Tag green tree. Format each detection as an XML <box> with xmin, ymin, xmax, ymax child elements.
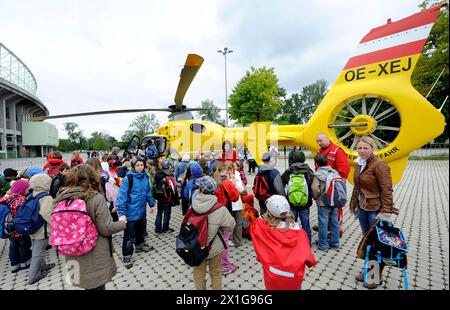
<box><xmin>93</xmin><ymin>137</ymin><xmax>109</xmax><ymax>150</ymax></box>
<box><xmin>275</xmin><ymin>79</ymin><xmax>328</xmax><ymax>125</ymax></box>
<box><xmin>63</xmin><ymin>122</ymin><xmax>85</xmax><ymax>151</ymax></box>
<box><xmin>57</xmin><ymin>139</ymin><xmax>70</xmax><ymax>152</ymax></box>
<box><xmin>228</xmin><ymin>67</ymin><xmax>285</xmax><ymax>126</ymax></box>
<box><xmin>412</xmin><ymin>1</ymin><xmax>448</xmax><ymax>141</ymax></box>
<box><xmin>196</xmin><ymin>99</ymin><xmax>225</xmax><ymax>125</ymax></box>
<box><xmin>121</xmin><ymin>113</ymin><xmax>160</xmax><ymax>142</ymax></box>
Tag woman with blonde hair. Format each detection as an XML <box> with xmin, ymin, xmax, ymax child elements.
<box><xmin>349</xmin><ymin>135</ymin><xmax>397</xmax><ymax>289</ymax></box>
<box><xmin>53</xmin><ymin>164</ymin><xmax>126</xmax><ymax>290</ymax></box>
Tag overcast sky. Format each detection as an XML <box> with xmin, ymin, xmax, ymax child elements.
<box><xmin>0</xmin><ymin>0</ymin><xmax>421</xmax><ymax>140</ymax></box>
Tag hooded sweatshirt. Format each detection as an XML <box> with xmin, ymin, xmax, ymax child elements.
<box><xmin>250</xmin><ymin>218</ymin><xmax>317</xmax><ymax>290</ymax></box>
<box><xmin>29</xmin><ymin>174</ymin><xmax>54</xmax><ymax>240</ymax></box>
<box><xmin>192</xmin><ymin>193</ymin><xmax>235</xmax><ymax>259</ymax></box>
<box><xmin>256</xmin><ymin>164</ymin><xmax>286</xmax><ymax>198</ymax></box>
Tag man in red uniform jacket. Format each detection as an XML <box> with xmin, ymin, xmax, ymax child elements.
<box><xmin>314</xmin><ymin>133</ymin><xmax>350</xmax><ymax>237</ymax></box>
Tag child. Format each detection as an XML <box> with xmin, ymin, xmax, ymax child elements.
<box><xmin>174</xmin><ymin>155</ymin><xmax>189</xmax><ymax>185</ymax></box>
<box><xmin>250</xmin><ymin>195</ymin><xmax>317</xmax><ymax>290</ymax></box>
<box><xmin>311</xmin><ymin>154</ymin><xmax>340</xmax><ymax>251</ymax></box>
<box><xmin>28</xmin><ymin>174</ymin><xmax>56</xmax><ymax>285</ymax></box>
<box><xmin>233</xmin><ymin>161</ymin><xmax>248</xmax><ymax>187</ymax></box>
<box><xmin>182</xmin><ymin>162</ymin><xmax>204</xmax><ymax>215</ymax></box>
<box><xmin>70</xmin><ymin>150</ymin><xmax>84</xmax><ymax>168</ymax></box>
<box><xmin>214</xmin><ymin>162</ymin><xmax>240</xmax><ymax>275</ymax></box>
<box><xmin>191</xmin><ymin>176</ymin><xmax>236</xmax><ymax>290</ymax></box>
<box><xmin>224</xmin><ymin>162</ymin><xmax>245</xmax><ymax>247</ymax></box>
<box><xmin>0</xmin><ymin>180</ymin><xmax>31</xmax><ymax>273</ymax></box>
<box><xmin>281</xmin><ymin>151</ymin><xmax>314</xmax><ymax>244</ymax></box>
<box><xmin>49</xmin><ymin>164</ymin><xmax>70</xmax><ymax>198</ymax></box>
<box><xmin>154</xmin><ymin>160</ymin><xmax>179</xmax><ymax>234</ymax></box>
<box><xmin>45</xmin><ymin>151</ymin><xmax>68</xmax><ymax>177</ymax></box>
<box><xmin>0</xmin><ymin>168</ymin><xmax>18</xmax><ymax>197</ymax></box>
<box><xmin>241</xmin><ymin>194</ymin><xmax>259</xmax><ymax>240</ymax></box>
<box><xmin>117</xmin><ymin>157</ymin><xmax>156</xmax><ymax>269</ymax></box>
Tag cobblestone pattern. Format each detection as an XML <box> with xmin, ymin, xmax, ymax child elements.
<box><xmin>0</xmin><ymin>160</ymin><xmax>448</xmax><ymax>290</ymax></box>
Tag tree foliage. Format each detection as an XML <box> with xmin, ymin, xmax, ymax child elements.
<box><xmin>412</xmin><ymin>1</ymin><xmax>448</xmax><ymax>141</ymax></box>
<box><xmin>228</xmin><ymin>67</ymin><xmax>285</xmax><ymax>126</ymax></box>
<box><xmin>121</xmin><ymin>113</ymin><xmax>160</xmax><ymax>142</ymax></box>
<box><xmin>275</xmin><ymin>80</ymin><xmax>328</xmax><ymax>125</ymax></box>
<box><xmin>196</xmin><ymin>99</ymin><xmax>225</xmax><ymax>125</ymax></box>
<box><xmin>63</xmin><ymin>122</ymin><xmax>86</xmax><ymax>151</ymax></box>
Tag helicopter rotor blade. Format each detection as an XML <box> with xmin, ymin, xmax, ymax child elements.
<box><xmin>174</xmin><ymin>54</ymin><xmax>204</xmax><ymax>111</ymax></box>
<box><xmin>30</xmin><ymin>108</ymin><xmax>172</xmax><ymax>121</ymax></box>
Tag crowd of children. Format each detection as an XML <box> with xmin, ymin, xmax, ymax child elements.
<box><xmin>0</xmin><ymin>133</ymin><xmax>397</xmax><ymax>290</ymax></box>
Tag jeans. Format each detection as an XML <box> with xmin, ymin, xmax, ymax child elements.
<box><xmin>318</xmin><ymin>206</ymin><xmax>339</xmax><ymax>250</ymax></box>
<box><xmin>291</xmin><ymin>208</ymin><xmax>311</xmax><ymax>245</ymax></box>
<box><xmin>122</xmin><ymin>217</ymin><xmax>146</xmax><ymax>258</ymax></box>
<box><xmin>9</xmin><ymin>235</ymin><xmax>32</xmax><ymax>270</ymax></box>
<box><xmin>358</xmin><ymin>208</ymin><xmax>380</xmax><ymax>235</ymax></box>
<box><xmin>155</xmin><ymin>201</ymin><xmax>172</xmax><ymax>233</ymax></box>
<box><xmin>181</xmin><ymin>196</ymin><xmax>189</xmax><ymax>215</ymax></box>
<box><xmin>248</xmin><ymin>159</ymin><xmax>257</xmax><ymax>173</ymax></box>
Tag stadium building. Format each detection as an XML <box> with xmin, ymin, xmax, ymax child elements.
<box><xmin>0</xmin><ymin>42</ymin><xmax>58</xmax><ymax>158</ymax></box>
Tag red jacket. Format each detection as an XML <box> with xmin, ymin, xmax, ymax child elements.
<box><xmin>315</xmin><ymin>142</ymin><xmax>350</xmax><ymax>178</ymax></box>
<box><xmin>0</xmin><ymin>193</ymin><xmax>27</xmax><ymax>238</ymax></box>
<box><xmin>215</xmin><ymin>179</ymin><xmax>240</xmax><ymax>207</ymax></box>
<box><xmin>46</xmin><ymin>158</ymin><xmax>68</xmax><ymax>176</ymax></box>
<box><xmin>250</xmin><ymin>218</ymin><xmax>317</xmax><ymax>290</ymax></box>
<box><xmin>222</xmin><ymin>149</ymin><xmax>239</xmax><ymax>162</ymax></box>
<box><xmin>71</xmin><ymin>156</ymin><xmax>84</xmax><ymax>167</ymax></box>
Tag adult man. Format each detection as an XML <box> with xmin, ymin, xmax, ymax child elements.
<box><xmin>252</xmin><ymin>152</ymin><xmax>286</xmax><ymax>215</ymax></box>
<box><xmin>313</xmin><ymin>133</ymin><xmax>350</xmax><ymax>237</ymax></box>
<box><xmin>288</xmin><ymin>146</ymin><xmax>299</xmax><ymax>167</ymax></box>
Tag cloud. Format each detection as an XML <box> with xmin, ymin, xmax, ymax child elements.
<box><xmin>0</xmin><ymin>0</ymin><xmax>421</xmax><ymax>139</ymax></box>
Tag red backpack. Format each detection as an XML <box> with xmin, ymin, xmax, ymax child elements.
<box><xmin>253</xmin><ymin>173</ymin><xmax>273</xmax><ymax>203</ymax></box>
<box><xmin>175</xmin><ymin>203</ymin><xmax>226</xmax><ymax>266</ymax></box>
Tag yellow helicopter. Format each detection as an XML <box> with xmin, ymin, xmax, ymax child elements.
<box><xmin>33</xmin><ymin>3</ymin><xmax>447</xmax><ymax>185</ymax></box>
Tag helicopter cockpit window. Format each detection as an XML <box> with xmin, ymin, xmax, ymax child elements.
<box><xmin>190</xmin><ymin>123</ymin><xmax>206</xmax><ymax>134</ymax></box>
<box><xmin>155</xmin><ymin>139</ymin><xmax>166</xmax><ymax>154</ymax></box>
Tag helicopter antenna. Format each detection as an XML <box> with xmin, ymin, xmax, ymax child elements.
<box><xmin>438</xmin><ymin>95</ymin><xmax>448</xmax><ymax>112</ymax></box>
<box><xmin>426</xmin><ymin>68</ymin><xmax>446</xmax><ymax>99</ymax></box>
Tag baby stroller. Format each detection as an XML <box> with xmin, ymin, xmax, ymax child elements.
<box><xmin>358</xmin><ymin>219</ymin><xmax>409</xmax><ymax>290</ymax></box>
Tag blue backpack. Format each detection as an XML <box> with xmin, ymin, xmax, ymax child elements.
<box><xmin>10</xmin><ymin>192</ymin><xmax>50</xmax><ymax>236</ymax></box>
<box><xmin>0</xmin><ymin>197</ymin><xmax>18</xmax><ymax>239</ymax></box>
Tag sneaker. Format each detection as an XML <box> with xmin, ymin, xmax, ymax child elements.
<box><xmin>28</xmin><ymin>270</ymin><xmax>49</xmax><ymax>285</ymax></box>
<box><xmin>11</xmin><ymin>266</ymin><xmax>20</xmax><ymax>274</ymax></box>
<box><xmin>312</xmin><ymin>225</ymin><xmax>318</xmax><ymax>232</ymax></box>
<box><xmin>330</xmin><ymin>244</ymin><xmax>340</xmax><ymax>250</ymax></box>
<box><xmin>228</xmin><ymin>240</ymin><xmax>235</xmax><ymax>247</ymax></box>
<box><xmin>123</xmin><ymin>257</ymin><xmax>134</xmax><ymax>269</ymax></box>
<box><xmin>355</xmin><ymin>272</ymin><xmax>364</xmax><ymax>282</ymax></box>
<box><xmin>42</xmin><ymin>263</ymin><xmax>56</xmax><ymax>271</ymax></box>
<box><xmin>135</xmin><ymin>244</ymin><xmax>154</xmax><ymax>253</ymax></box>
<box><xmin>20</xmin><ymin>264</ymin><xmax>30</xmax><ymax>271</ymax></box>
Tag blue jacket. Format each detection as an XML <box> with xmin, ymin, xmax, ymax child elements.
<box><xmin>117</xmin><ymin>170</ymin><xmax>155</xmax><ymax>221</ymax></box>
<box><xmin>146</xmin><ymin>144</ymin><xmax>158</xmax><ymax>159</ymax></box>
<box><xmin>174</xmin><ymin>161</ymin><xmax>188</xmax><ymax>180</ymax></box>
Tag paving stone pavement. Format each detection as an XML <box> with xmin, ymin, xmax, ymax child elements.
<box><xmin>0</xmin><ymin>159</ymin><xmax>448</xmax><ymax>290</ymax></box>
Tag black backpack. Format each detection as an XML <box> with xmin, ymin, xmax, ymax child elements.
<box><xmin>176</xmin><ymin>202</ymin><xmax>226</xmax><ymax>267</ymax></box>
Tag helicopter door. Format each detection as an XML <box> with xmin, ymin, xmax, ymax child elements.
<box><xmin>139</xmin><ymin>136</ymin><xmax>167</xmax><ymax>157</ymax></box>
<box><xmin>126</xmin><ymin>135</ymin><xmax>141</xmax><ymax>155</ymax></box>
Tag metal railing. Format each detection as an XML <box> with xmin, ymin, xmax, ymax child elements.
<box><xmin>0</xmin><ymin>42</ymin><xmax>37</xmax><ymax>96</ymax></box>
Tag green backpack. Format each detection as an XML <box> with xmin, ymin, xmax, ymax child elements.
<box><xmin>288</xmin><ymin>173</ymin><xmax>309</xmax><ymax>208</ymax></box>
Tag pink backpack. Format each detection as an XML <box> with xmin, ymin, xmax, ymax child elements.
<box><xmin>50</xmin><ymin>198</ymin><xmax>98</xmax><ymax>256</ymax></box>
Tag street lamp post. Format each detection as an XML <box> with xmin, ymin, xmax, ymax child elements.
<box><xmin>217</xmin><ymin>47</ymin><xmax>233</xmax><ymax>127</ymax></box>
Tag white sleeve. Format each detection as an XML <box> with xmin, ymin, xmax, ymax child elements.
<box><xmin>234</xmin><ymin>171</ymin><xmax>245</xmax><ymax>193</ymax></box>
